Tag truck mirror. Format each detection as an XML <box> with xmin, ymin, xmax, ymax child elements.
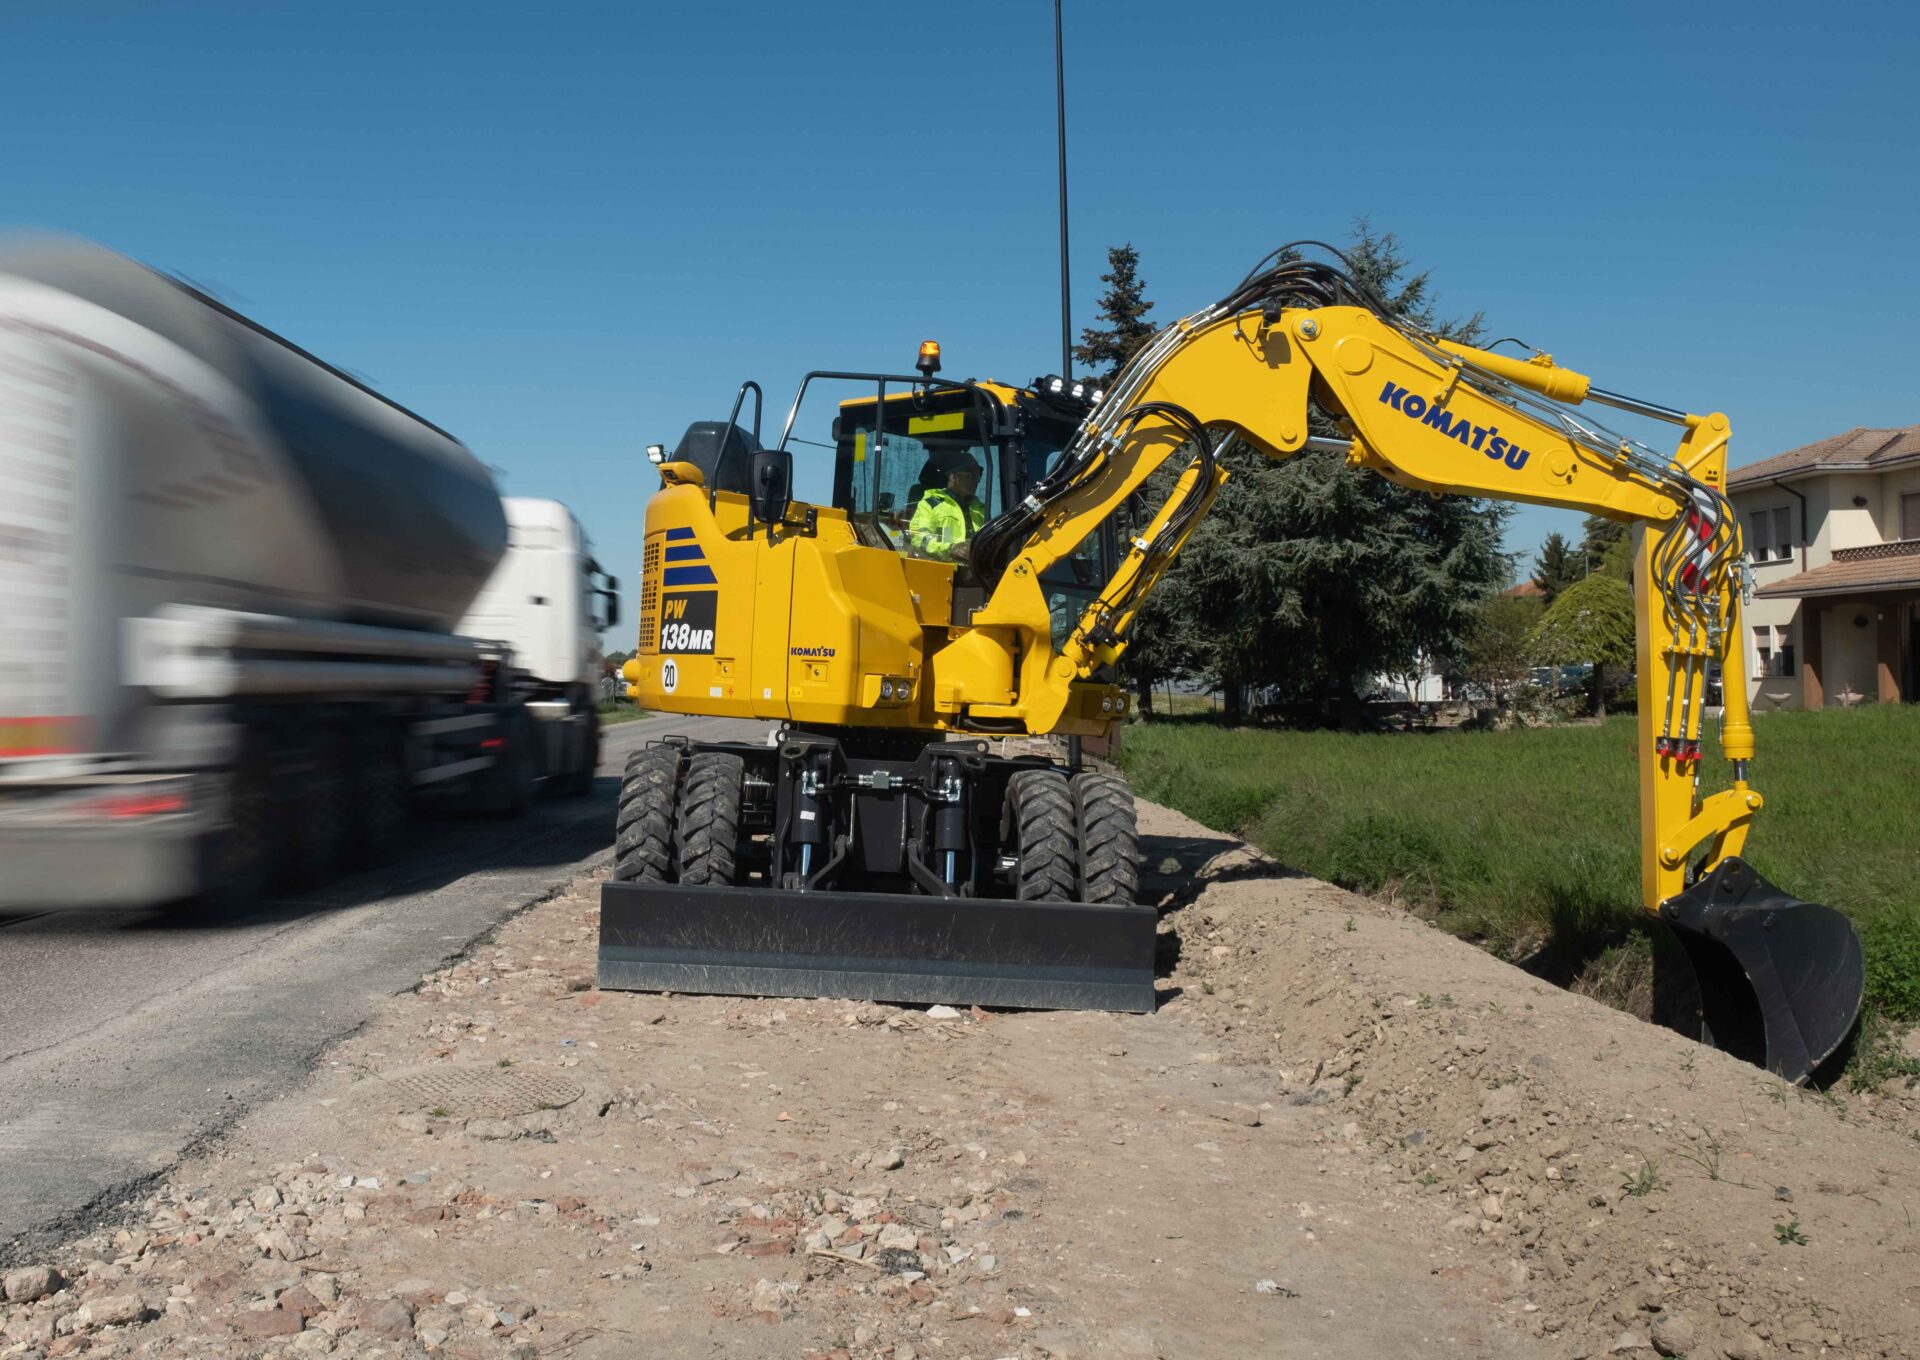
<box><xmin>604</xmin><ymin>578</ymin><xmax>621</xmax><ymax>629</ymax></box>
<box><xmin>749</xmin><ymin>448</ymin><xmax>793</xmax><ymax>527</ymax></box>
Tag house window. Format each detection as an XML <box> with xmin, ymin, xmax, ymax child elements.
<box><xmin>1903</xmin><ymin>492</ymin><xmax>1920</xmax><ymax>542</ymax></box>
<box><xmin>1753</xmin><ymin>624</ymin><xmax>1794</xmax><ymax>677</ymax></box>
<box><xmin>1749</xmin><ymin>507</ymin><xmax>1794</xmax><ymax>562</ymax></box>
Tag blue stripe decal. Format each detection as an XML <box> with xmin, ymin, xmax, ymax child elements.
<box><xmin>662</xmin><ymin>564</ymin><xmax>719</xmax><ymax>586</ymax></box>
<box><xmin>663</xmin><ymin>543</ymin><xmax>705</xmax><ymax>562</ymax></box>
<box><xmin>664</xmin><ymin>526</ymin><xmax>695</xmax><ymax>541</ymax></box>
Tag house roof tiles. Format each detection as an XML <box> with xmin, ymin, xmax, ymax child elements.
<box><xmin>1729</xmin><ymin>426</ymin><xmax>1920</xmax><ymax>488</ymax></box>
<box><xmin>1754</xmin><ymin>552</ymin><xmax>1920</xmax><ymax>600</ymax></box>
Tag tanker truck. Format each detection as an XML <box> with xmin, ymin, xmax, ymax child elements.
<box><xmin>0</xmin><ymin>237</ymin><xmax>617</xmax><ymax>909</ymax></box>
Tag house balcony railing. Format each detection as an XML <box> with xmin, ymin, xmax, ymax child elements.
<box><xmin>1831</xmin><ymin>537</ymin><xmax>1920</xmax><ymax>564</ymax></box>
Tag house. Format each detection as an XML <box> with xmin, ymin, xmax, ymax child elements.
<box><xmin>1728</xmin><ymin>426</ymin><xmax>1920</xmax><ymax>709</ymax></box>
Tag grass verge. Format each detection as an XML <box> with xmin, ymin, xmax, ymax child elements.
<box><xmin>1120</xmin><ymin>706</ymin><xmax>1920</xmax><ymax>1078</ymax></box>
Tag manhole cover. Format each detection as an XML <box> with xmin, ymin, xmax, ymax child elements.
<box><xmin>381</xmin><ymin>1066</ymin><xmax>584</xmax><ymax>1118</ymax></box>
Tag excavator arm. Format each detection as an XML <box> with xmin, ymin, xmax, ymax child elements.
<box><xmin>948</xmin><ymin>247</ymin><xmax>1863</xmax><ymax>1081</ymax></box>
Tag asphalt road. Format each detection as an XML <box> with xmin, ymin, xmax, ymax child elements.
<box><xmin>0</xmin><ymin>712</ymin><xmax>762</xmax><ymax>1265</ymax></box>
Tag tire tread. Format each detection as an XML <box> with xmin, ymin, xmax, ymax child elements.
<box><xmin>613</xmin><ymin>745</ymin><xmax>681</xmax><ymax>882</ymax></box>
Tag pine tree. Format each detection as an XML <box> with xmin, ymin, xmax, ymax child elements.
<box><xmin>1331</xmin><ymin>216</ymin><xmax>1484</xmax><ymax>342</ymax></box>
<box><xmin>1073</xmin><ymin>244</ymin><xmax>1157</xmax><ymax>386</ymax></box>
<box><xmin>1580</xmin><ymin>514</ymin><xmax>1631</xmax><ymax>581</ymax></box>
<box><xmin>1531</xmin><ymin>532</ymin><xmax>1582</xmax><ymax>603</ymax></box>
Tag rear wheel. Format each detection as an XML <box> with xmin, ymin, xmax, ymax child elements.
<box><xmin>613</xmin><ymin>745</ymin><xmax>681</xmax><ymax>883</ymax></box>
<box><xmin>676</xmin><ymin>752</ymin><xmax>744</xmax><ymax>886</ymax></box>
<box><xmin>1074</xmin><ymin>771</ymin><xmax>1140</xmax><ymax>905</ymax></box>
<box><xmin>349</xmin><ymin>726</ymin><xmax>409</xmax><ymax>866</ymax></box>
<box><xmin>292</xmin><ymin>731</ymin><xmax>349</xmax><ymax>884</ymax></box>
<box><xmin>1006</xmin><ymin>768</ymin><xmax>1076</xmax><ymax>901</ymax></box>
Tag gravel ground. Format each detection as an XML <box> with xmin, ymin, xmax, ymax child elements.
<box><xmin>2</xmin><ymin>799</ymin><xmax>1916</xmax><ymax>1360</ymax></box>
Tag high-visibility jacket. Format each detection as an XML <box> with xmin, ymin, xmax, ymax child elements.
<box><xmin>907</xmin><ymin>488</ymin><xmax>985</xmax><ymax>560</ymax></box>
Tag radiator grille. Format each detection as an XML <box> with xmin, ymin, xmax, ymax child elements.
<box><xmin>637</xmin><ymin>536</ymin><xmax>661</xmax><ymax>653</ymax></box>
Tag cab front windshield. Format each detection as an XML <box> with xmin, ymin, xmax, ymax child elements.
<box><xmin>832</xmin><ymin>393</ymin><xmax>999</xmax><ymax>563</ymax></box>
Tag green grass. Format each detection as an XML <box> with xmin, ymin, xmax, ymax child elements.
<box><xmin>1120</xmin><ymin>706</ymin><xmax>1920</xmax><ymax>1026</ymax></box>
<box><xmin>598</xmin><ymin>699</ymin><xmax>649</xmax><ymax>727</ymax></box>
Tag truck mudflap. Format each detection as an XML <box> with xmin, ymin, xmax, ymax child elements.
<box><xmin>1661</xmin><ymin>856</ymin><xmax>1865</xmax><ymax>1084</ymax></box>
<box><xmin>598</xmin><ymin>881</ymin><xmax>1159</xmax><ymax>1012</ymax></box>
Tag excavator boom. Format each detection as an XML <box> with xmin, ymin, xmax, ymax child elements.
<box><xmin>954</xmin><ymin>247</ymin><xmax>1862</xmax><ymax>1078</ymax></box>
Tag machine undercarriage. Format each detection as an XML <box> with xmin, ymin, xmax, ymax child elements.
<box><xmin>601</xmin><ymin>731</ymin><xmax>1156</xmax><ymax>1011</ymax></box>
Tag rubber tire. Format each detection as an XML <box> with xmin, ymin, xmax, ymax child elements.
<box><xmin>350</xmin><ymin>730</ymin><xmax>409</xmax><ymax>867</ymax></box>
<box><xmin>1074</xmin><ymin>771</ymin><xmax>1140</xmax><ymax>905</ymax></box>
<box><xmin>676</xmin><ymin>752</ymin><xmax>744</xmax><ymax>887</ymax></box>
<box><xmin>561</xmin><ymin>710</ymin><xmax>601</xmax><ymax>797</ymax></box>
<box><xmin>613</xmin><ymin>745</ymin><xmax>682</xmax><ymax>883</ymax></box>
<box><xmin>198</xmin><ymin>750</ymin><xmax>274</xmax><ymax>909</ymax></box>
<box><xmin>1007</xmin><ymin>768</ymin><xmax>1077</xmax><ymax>901</ymax></box>
<box><xmin>300</xmin><ymin>740</ymin><xmax>350</xmax><ymax>884</ymax></box>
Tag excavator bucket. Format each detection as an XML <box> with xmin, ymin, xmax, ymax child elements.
<box><xmin>598</xmin><ymin>881</ymin><xmax>1159</xmax><ymax>1012</ymax></box>
<box><xmin>1660</xmin><ymin>857</ymin><xmax>1865</xmax><ymax>1084</ymax></box>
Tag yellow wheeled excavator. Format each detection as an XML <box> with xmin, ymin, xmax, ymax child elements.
<box><xmin>601</xmin><ymin>244</ymin><xmax>1865</xmax><ymax>1083</ymax></box>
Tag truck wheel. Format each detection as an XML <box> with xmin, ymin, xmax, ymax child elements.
<box><xmin>199</xmin><ymin>744</ymin><xmax>274</xmax><ymax>908</ymax></box>
<box><xmin>350</xmin><ymin>731</ymin><xmax>409</xmax><ymax>866</ymax></box>
<box><xmin>561</xmin><ymin>710</ymin><xmax>600</xmax><ymax>797</ymax></box>
<box><xmin>676</xmin><ymin>752</ymin><xmax>744</xmax><ymax>886</ymax></box>
<box><xmin>613</xmin><ymin>745</ymin><xmax>682</xmax><ymax>882</ymax></box>
<box><xmin>1074</xmin><ymin>771</ymin><xmax>1140</xmax><ymax>905</ymax></box>
<box><xmin>293</xmin><ymin>735</ymin><xmax>350</xmax><ymax>884</ymax></box>
<box><xmin>1007</xmin><ymin>768</ymin><xmax>1076</xmax><ymax>901</ymax></box>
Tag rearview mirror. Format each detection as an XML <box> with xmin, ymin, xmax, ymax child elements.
<box><xmin>749</xmin><ymin>448</ymin><xmax>793</xmax><ymax>527</ymax></box>
<box><xmin>601</xmin><ymin>577</ymin><xmax>621</xmax><ymax>629</ymax></box>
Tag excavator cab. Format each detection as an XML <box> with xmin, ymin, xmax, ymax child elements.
<box><xmin>825</xmin><ymin>373</ymin><xmax>1115</xmax><ymax>646</ymax></box>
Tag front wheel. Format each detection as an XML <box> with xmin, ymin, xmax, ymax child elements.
<box><xmin>613</xmin><ymin>745</ymin><xmax>681</xmax><ymax>882</ymax></box>
<box><xmin>1074</xmin><ymin>771</ymin><xmax>1140</xmax><ymax>905</ymax></box>
<box><xmin>1006</xmin><ymin>768</ymin><xmax>1077</xmax><ymax>901</ymax></box>
<box><xmin>676</xmin><ymin>752</ymin><xmax>744</xmax><ymax>886</ymax></box>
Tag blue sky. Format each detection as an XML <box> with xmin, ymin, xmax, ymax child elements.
<box><xmin>5</xmin><ymin>0</ymin><xmax>1917</xmax><ymax>621</ymax></box>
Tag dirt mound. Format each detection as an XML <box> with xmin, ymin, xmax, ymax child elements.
<box><xmin>1153</xmin><ymin>804</ymin><xmax>1920</xmax><ymax>1357</ymax></box>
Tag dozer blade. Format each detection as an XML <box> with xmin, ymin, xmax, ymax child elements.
<box><xmin>598</xmin><ymin>881</ymin><xmax>1158</xmax><ymax>1012</ymax></box>
<box><xmin>1660</xmin><ymin>856</ymin><xmax>1864</xmax><ymax>1084</ymax></box>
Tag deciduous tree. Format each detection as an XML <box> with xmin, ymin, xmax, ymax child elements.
<box><xmin>1465</xmin><ymin>592</ymin><xmax>1543</xmax><ymax>721</ymax></box>
<box><xmin>1529</xmin><ymin>573</ymin><xmax>1636</xmax><ymax>717</ymax></box>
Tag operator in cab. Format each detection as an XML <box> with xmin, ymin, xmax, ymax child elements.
<box><xmin>908</xmin><ymin>447</ymin><xmax>986</xmax><ymax>563</ymax></box>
